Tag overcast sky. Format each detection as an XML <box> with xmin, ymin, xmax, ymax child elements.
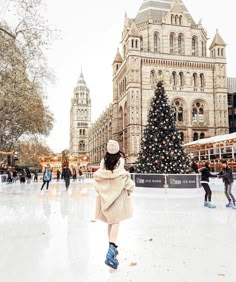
<box><xmin>2</xmin><ymin>0</ymin><xmax>236</xmax><ymax>153</ymax></box>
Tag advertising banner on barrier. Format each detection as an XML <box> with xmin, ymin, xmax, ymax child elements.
<box><xmin>134</xmin><ymin>174</ymin><xmax>165</xmax><ymax>188</ymax></box>
<box><xmin>167</xmin><ymin>174</ymin><xmax>199</xmax><ymax>189</ymax></box>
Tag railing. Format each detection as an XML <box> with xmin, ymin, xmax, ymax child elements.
<box><xmin>132</xmin><ymin>173</ymin><xmax>201</xmax><ymax>189</ymax></box>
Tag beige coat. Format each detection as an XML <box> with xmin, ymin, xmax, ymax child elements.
<box><xmin>93</xmin><ymin>165</ymin><xmax>135</xmax><ymax>224</ymax></box>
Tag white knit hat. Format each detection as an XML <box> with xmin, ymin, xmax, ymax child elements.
<box><xmin>107</xmin><ymin>140</ymin><xmax>120</xmax><ymax>154</ymax></box>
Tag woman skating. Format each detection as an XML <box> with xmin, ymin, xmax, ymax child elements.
<box><xmin>199</xmin><ymin>162</ymin><xmax>217</xmax><ymax>208</ymax></box>
<box><xmin>93</xmin><ymin>140</ymin><xmax>135</xmax><ymax>269</ymax></box>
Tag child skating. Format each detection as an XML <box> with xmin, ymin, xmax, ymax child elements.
<box><xmin>93</xmin><ymin>140</ymin><xmax>135</xmax><ymax>269</ymax></box>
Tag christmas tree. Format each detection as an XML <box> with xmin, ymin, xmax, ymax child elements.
<box><xmin>136</xmin><ymin>81</ymin><xmax>191</xmax><ymax>174</ymax></box>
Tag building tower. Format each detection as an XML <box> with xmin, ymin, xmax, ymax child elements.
<box><xmin>70</xmin><ymin>71</ymin><xmax>91</xmax><ymax>156</ymax></box>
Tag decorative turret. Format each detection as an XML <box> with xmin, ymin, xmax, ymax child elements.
<box><xmin>135</xmin><ymin>0</ymin><xmax>195</xmax><ymax>24</ymax></box>
<box><xmin>209</xmin><ymin>29</ymin><xmax>226</xmax><ymax>58</ymax></box>
<box><xmin>112</xmin><ymin>48</ymin><xmax>123</xmax><ymax>74</ymax></box>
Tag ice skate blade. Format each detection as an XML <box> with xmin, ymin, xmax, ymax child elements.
<box><xmin>105</xmin><ymin>259</ymin><xmax>118</xmax><ymax>269</ymax></box>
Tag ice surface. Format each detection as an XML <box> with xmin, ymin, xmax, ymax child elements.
<box><xmin>0</xmin><ymin>179</ymin><xmax>235</xmax><ymax>282</ymax></box>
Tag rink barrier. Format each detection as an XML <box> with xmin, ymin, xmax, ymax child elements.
<box><xmin>132</xmin><ymin>173</ymin><xmax>201</xmax><ymax>189</ymax></box>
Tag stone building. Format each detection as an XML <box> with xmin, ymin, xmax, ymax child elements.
<box><xmin>70</xmin><ymin>72</ymin><xmax>91</xmax><ymax>156</ymax></box>
<box><xmin>228</xmin><ymin>77</ymin><xmax>236</xmax><ymax>133</ymax></box>
<box><xmin>88</xmin><ymin>0</ymin><xmax>228</xmax><ymax>165</ymax></box>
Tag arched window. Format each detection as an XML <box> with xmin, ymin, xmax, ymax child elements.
<box><xmin>192</xmin><ymin>36</ymin><xmax>198</xmax><ymax>56</ymax></box>
<box><xmin>201</xmin><ymin>41</ymin><xmax>205</xmax><ymax>57</ymax></box>
<box><xmin>170</xmin><ymin>33</ymin><xmax>175</xmax><ymax>53</ymax></box>
<box><xmin>140</xmin><ymin>36</ymin><xmax>143</xmax><ymax>50</ymax></box>
<box><xmin>218</xmin><ymin>48</ymin><xmax>220</xmax><ymax>56</ymax></box>
<box><xmin>79</xmin><ymin>141</ymin><xmax>85</xmax><ymax>152</ymax></box>
<box><xmin>193</xmin><ymin>73</ymin><xmax>198</xmax><ymax>89</ymax></box>
<box><xmin>135</xmin><ymin>40</ymin><xmax>138</xmax><ymax>48</ymax></box>
<box><xmin>172</xmin><ymin>100</ymin><xmax>184</xmax><ymax>122</ymax></box>
<box><xmin>178</xmin><ymin>34</ymin><xmax>184</xmax><ymax>54</ymax></box>
<box><xmin>200</xmin><ymin>73</ymin><xmax>205</xmax><ymax>89</ymax></box>
<box><xmin>131</xmin><ymin>39</ymin><xmax>134</xmax><ymax>48</ymax></box>
<box><xmin>192</xmin><ymin>102</ymin><xmax>205</xmax><ymax>124</ymax></box>
<box><xmin>193</xmin><ymin>132</ymin><xmax>198</xmax><ymax>141</ymax></box>
<box><xmin>171</xmin><ymin>14</ymin><xmax>174</xmax><ymax>24</ymax></box>
<box><xmin>179</xmin><ymin>72</ymin><xmax>184</xmax><ymax>87</ymax></box>
<box><xmin>179</xmin><ymin>16</ymin><xmax>182</xmax><ymax>25</ymax></box>
<box><xmin>154</xmin><ymin>32</ymin><xmax>160</xmax><ymax>52</ymax></box>
<box><xmin>200</xmin><ymin>133</ymin><xmax>205</xmax><ymax>139</ymax></box>
<box><xmin>221</xmin><ymin>48</ymin><xmax>224</xmax><ymax>56</ymax></box>
<box><xmin>175</xmin><ymin>15</ymin><xmax>178</xmax><ymax>25</ymax></box>
<box><xmin>150</xmin><ymin>69</ymin><xmax>157</xmax><ymax>89</ymax></box>
<box><xmin>172</xmin><ymin>71</ymin><xmax>177</xmax><ymax>86</ymax></box>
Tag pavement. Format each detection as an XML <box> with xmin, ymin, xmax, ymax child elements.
<box><xmin>0</xmin><ymin>179</ymin><xmax>236</xmax><ymax>282</ymax></box>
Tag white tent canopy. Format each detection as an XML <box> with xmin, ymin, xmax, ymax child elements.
<box><xmin>184</xmin><ymin>132</ymin><xmax>236</xmax><ymax>147</ymax></box>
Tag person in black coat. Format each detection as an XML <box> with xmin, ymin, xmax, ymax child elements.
<box><xmin>218</xmin><ymin>160</ymin><xmax>236</xmax><ymax>209</ymax></box>
<box><xmin>199</xmin><ymin>162</ymin><xmax>217</xmax><ymax>208</ymax></box>
<box><xmin>62</xmin><ymin>164</ymin><xmax>72</xmax><ymax>190</ymax></box>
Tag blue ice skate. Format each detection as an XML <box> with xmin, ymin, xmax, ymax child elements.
<box><xmin>207</xmin><ymin>202</ymin><xmax>216</xmax><ymax>208</ymax></box>
<box><xmin>231</xmin><ymin>203</ymin><xmax>236</xmax><ymax>209</ymax></box>
<box><xmin>105</xmin><ymin>244</ymin><xmax>119</xmax><ymax>269</ymax></box>
<box><xmin>204</xmin><ymin>201</ymin><xmax>208</xmax><ymax>207</ymax></box>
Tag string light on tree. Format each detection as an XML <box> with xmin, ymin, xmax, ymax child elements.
<box><xmin>136</xmin><ymin>81</ymin><xmax>191</xmax><ymax>174</ymax></box>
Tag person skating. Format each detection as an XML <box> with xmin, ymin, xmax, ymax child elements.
<box><xmin>218</xmin><ymin>160</ymin><xmax>236</xmax><ymax>209</ymax></box>
<box><xmin>40</xmin><ymin>164</ymin><xmax>52</xmax><ymax>191</ymax></box>
<box><xmin>93</xmin><ymin>140</ymin><xmax>135</xmax><ymax>269</ymax></box>
<box><xmin>199</xmin><ymin>162</ymin><xmax>217</xmax><ymax>208</ymax></box>
<box><xmin>62</xmin><ymin>164</ymin><xmax>72</xmax><ymax>190</ymax></box>
<box><xmin>56</xmin><ymin>169</ymin><xmax>61</xmax><ymax>182</ymax></box>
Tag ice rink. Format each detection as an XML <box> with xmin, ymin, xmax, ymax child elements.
<box><xmin>0</xmin><ymin>179</ymin><xmax>236</xmax><ymax>282</ymax></box>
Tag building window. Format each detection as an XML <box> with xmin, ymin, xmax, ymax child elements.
<box><xmin>172</xmin><ymin>100</ymin><xmax>184</xmax><ymax>122</ymax></box>
<box><xmin>200</xmin><ymin>133</ymin><xmax>205</xmax><ymax>139</ymax></box>
<box><xmin>192</xmin><ymin>36</ymin><xmax>198</xmax><ymax>56</ymax></box>
<box><xmin>178</xmin><ymin>34</ymin><xmax>184</xmax><ymax>54</ymax></box>
<box><xmin>201</xmin><ymin>41</ymin><xmax>205</xmax><ymax>56</ymax></box>
<box><xmin>170</xmin><ymin>33</ymin><xmax>175</xmax><ymax>53</ymax></box>
<box><xmin>135</xmin><ymin>40</ymin><xmax>138</xmax><ymax>48</ymax></box>
<box><xmin>193</xmin><ymin>73</ymin><xmax>198</xmax><ymax>90</ymax></box>
<box><xmin>200</xmin><ymin>73</ymin><xmax>205</xmax><ymax>90</ymax></box>
<box><xmin>179</xmin><ymin>72</ymin><xmax>184</xmax><ymax>87</ymax></box>
<box><xmin>180</xmin><ymin>132</ymin><xmax>184</xmax><ymax>141</ymax></box>
<box><xmin>192</xmin><ymin>102</ymin><xmax>205</xmax><ymax>124</ymax></box>
<box><xmin>175</xmin><ymin>15</ymin><xmax>178</xmax><ymax>25</ymax></box>
<box><xmin>79</xmin><ymin>141</ymin><xmax>85</xmax><ymax>152</ymax></box>
<box><xmin>154</xmin><ymin>32</ymin><xmax>160</xmax><ymax>53</ymax></box>
<box><xmin>179</xmin><ymin>16</ymin><xmax>182</xmax><ymax>25</ymax></box>
<box><xmin>172</xmin><ymin>71</ymin><xmax>177</xmax><ymax>87</ymax></box>
<box><xmin>193</xmin><ymin>132</ymin><xmax>198</xmax><ymax>141</ymax></box>
<box><xmin>171</xmin><ymin>14</ymin><xmax>174</xmax><ymax>24</ymax></box>
<box><xmin>140</xmin><ymin>36</ymin><xmax>143</xmax><ymax>50</ymax></box>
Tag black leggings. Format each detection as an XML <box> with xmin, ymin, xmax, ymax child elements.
<box><xmin>41</xmin><ymin>180</ymin><xmax>50</xmax><ymax>190</ymax></box>
<box><xmin>225</xmin><ymin>183</ymin><xmax>236</xmax><ymax>203</ymax></box>
<box><xmin>201</xmin><ymin>183</ymin><xmax>212</xmax><ymax>202</ymax></box>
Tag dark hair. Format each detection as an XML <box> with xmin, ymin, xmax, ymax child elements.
<box><xmin>205</xmin><ymin>161</ymin><xmax>210</xmax><ymax>168</ymax></box>
<box><xmin>221</xmin><ymin>160</ymin><xmax>227</xmax><ymax>164</ymax></box>
<box><xmin>104</xmin><ymin>151</ymin><xmax>125</xmax><ymax>171</ymax></box>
